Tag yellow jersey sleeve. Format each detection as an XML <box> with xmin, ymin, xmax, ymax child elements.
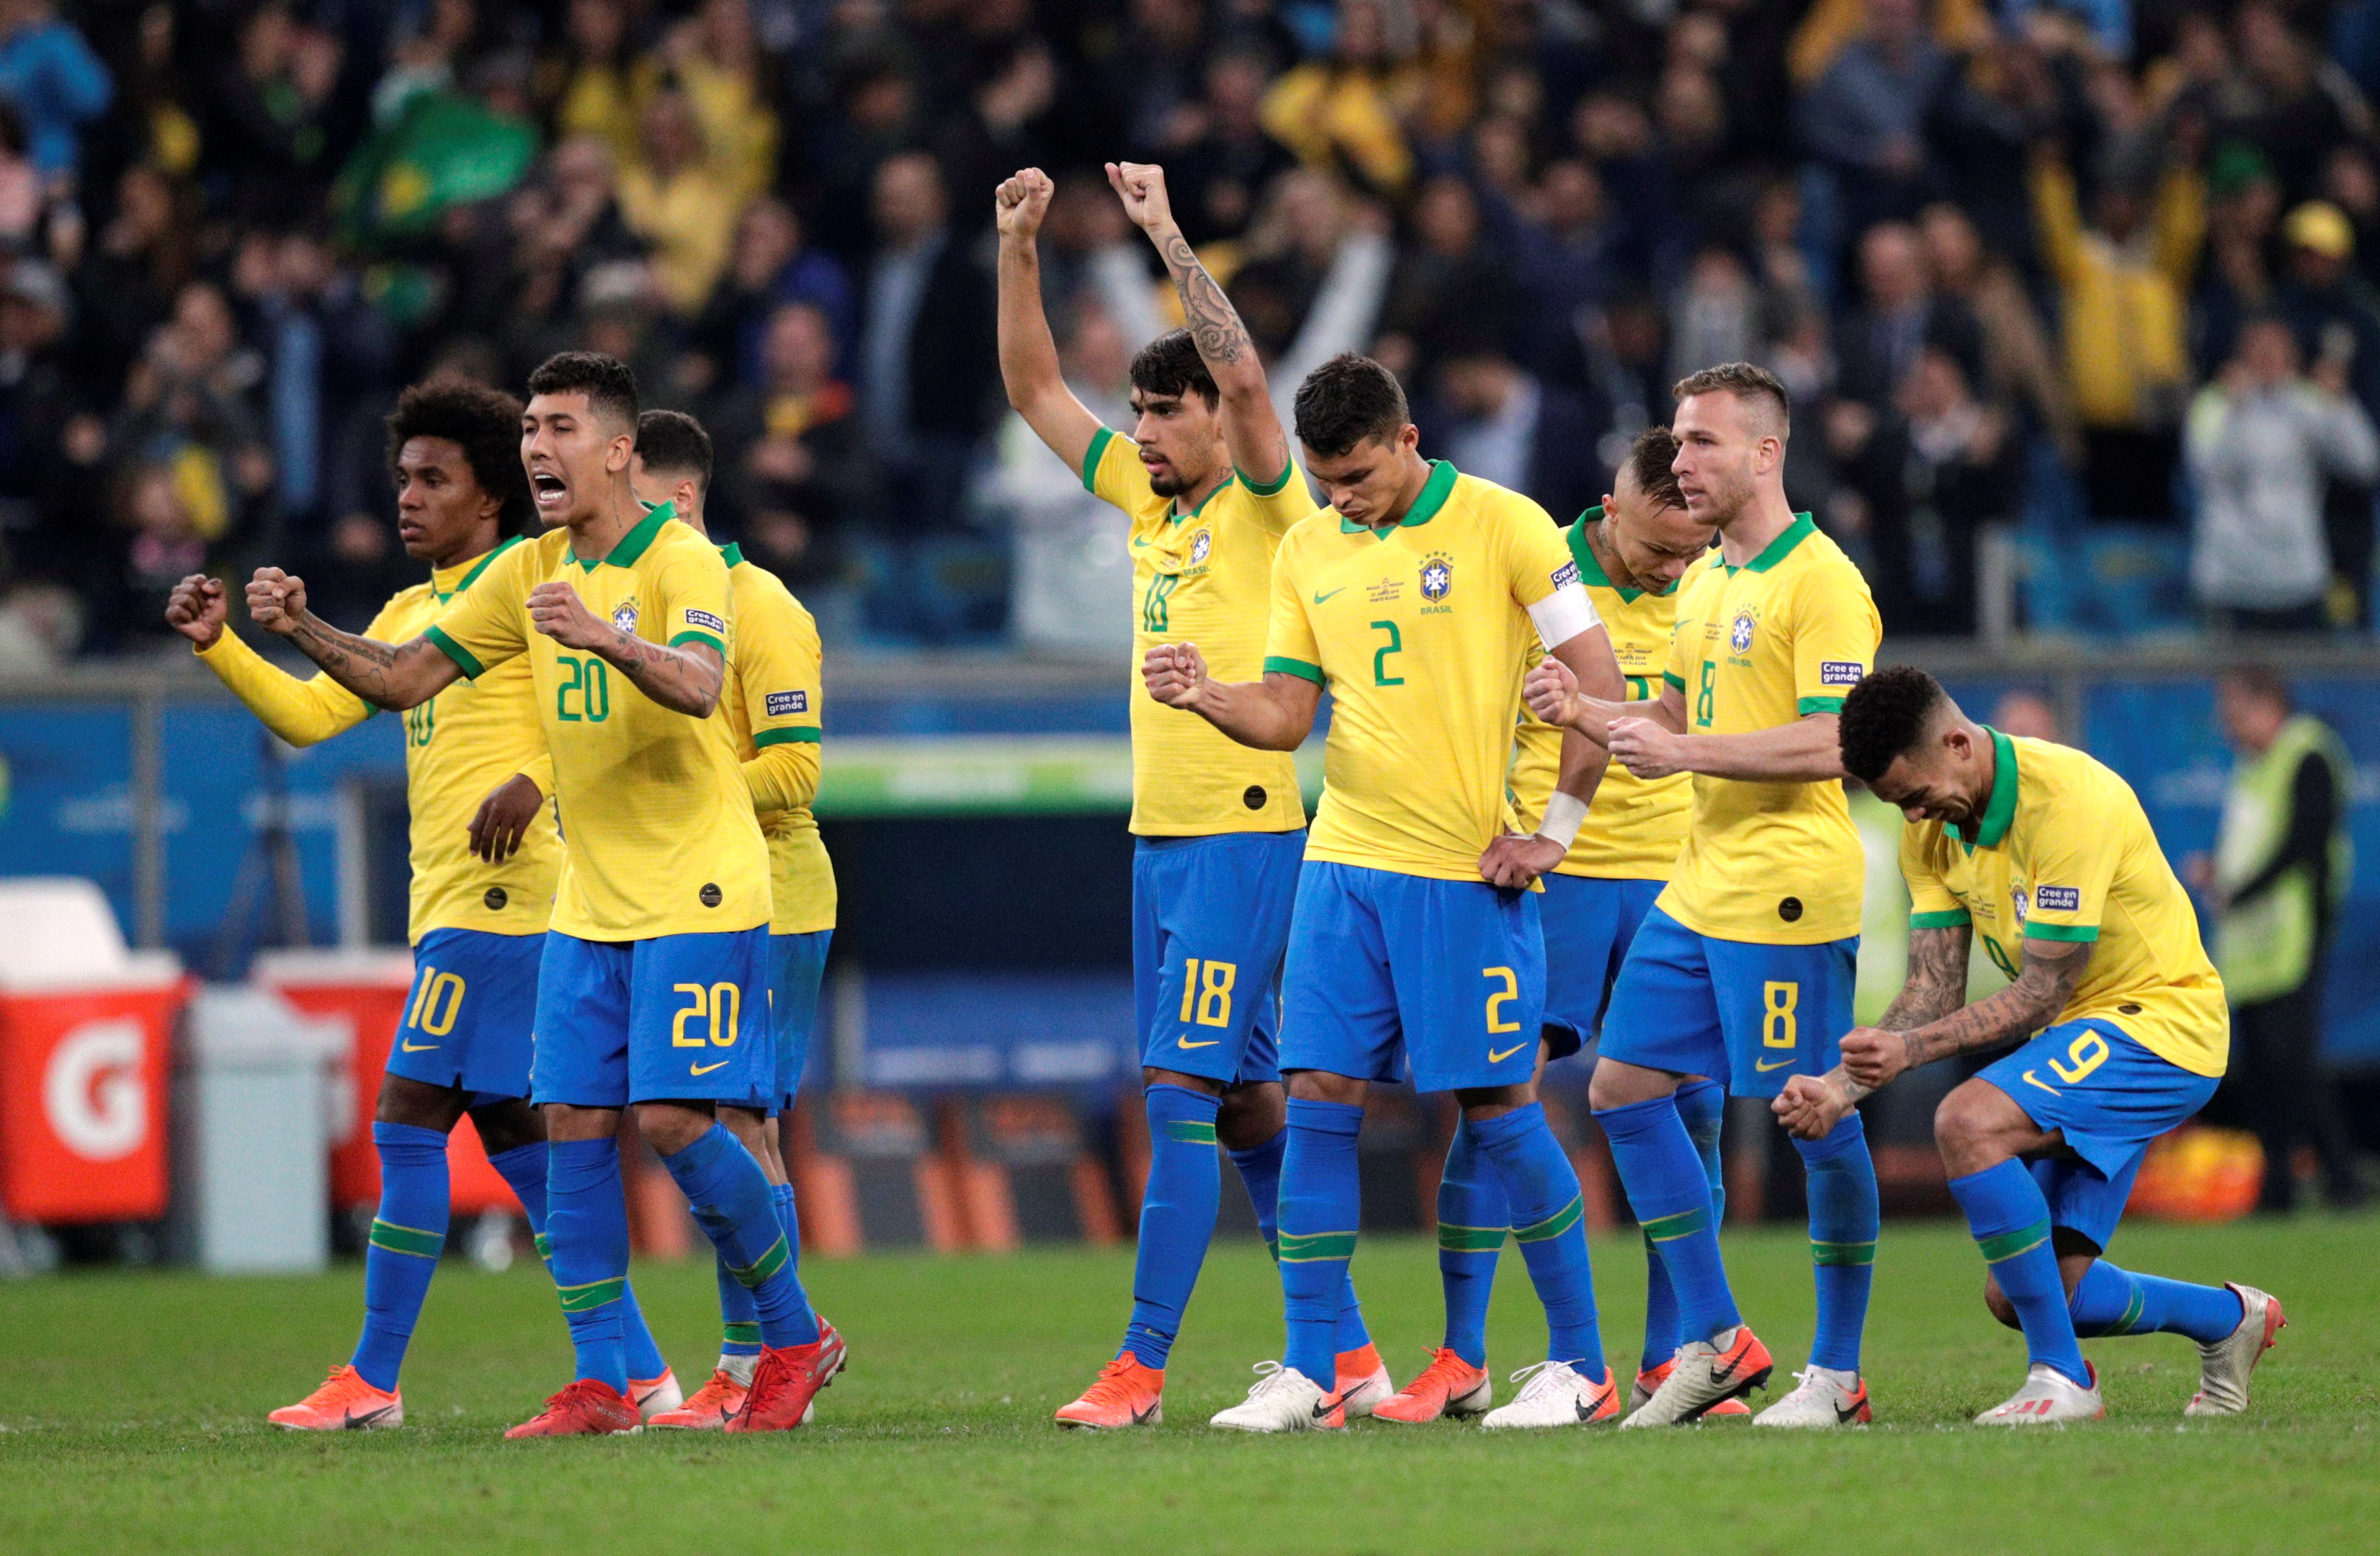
<box><xmin>1901</xmin><ymin>825</ymin><xmax>1969</xmax><ymax>926</ymax></box>
<box><xmin>195</xmin><ymin>627</ymin><xmax>376</xmax><ymax>746</ymax></box>
<box><xmin>651</xmin><ymin>541</ymin><xmax>734</xmax><ymax>658</ymax></box>
<box><xmin>1263</xmin><ymin>529</ymin><xmax>1323</xmax><ymax>683</ymax></box>
<box><xmin>1500</xmin><ymin>491</ymin><xmax>1577</xmax><ymax>608</ymax></box>
<box><xmin>1084</xmin><ymin>425</ymin><xmax>1157</xmax><ymax>510</ymax></box>
<box><xmin>1789</xmin><ymin>568</ymin><xmax>1880</xmax><ymax>715</ymax></box>
<box><xmin>1237</xmin><ymin>457</ymin><xmax>1312</xmax><ymax>537</ymax></box>
<box><xmin>735</xmin><ymin>576</ymin><xmax>823</xmax><ymax>751</ymax></box>
<box><xmin>2015</xmin><ymin>798</ymin><xmax>2117</xmax><ymax>944</ymax></box>
<box><xmin>424</xmin><ymin>540</ymin><xmax>531</xmax><ymax>677</ymax></box>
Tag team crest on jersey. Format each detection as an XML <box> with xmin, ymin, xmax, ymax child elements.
<box><xmin>612</xmin><ymin>599</ymin><xmax>640</xmax><ymax>634</ymax></box>
<box><xmin>1420</xmin><ymin>553</ymin><xmax>1454</xmax><ymax>602</ymax></box>
<box><xmin>1730</xmin><ymin>608</ymin><xmax>1755</xmax><ymax>653</ymax></box>
<box><xmin>2010</xmin><ymin>885</ymin><xmax>2029</xmax><ymax>926</ymax></box>
<box><xmin>1189</xmin><ymin>528</ymin><xmax>1212</xmax><ymax>565</ymax></box>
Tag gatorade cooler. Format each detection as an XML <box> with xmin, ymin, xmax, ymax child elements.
<box><xmin>0</xmin><ymin>880</ymin><xmax>188</xmax><ymax>1224</ymax></box>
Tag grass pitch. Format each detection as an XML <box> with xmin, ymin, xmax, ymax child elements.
<box><xmin>3</xmin><ymin>1217</ymin><xmax>2376</xmax><ymax>1555</ymax></box>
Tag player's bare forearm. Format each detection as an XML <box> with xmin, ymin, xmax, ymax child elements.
<box><xmin>283</xmin><ymin>613</ymin><xmax>456</xmax><ymax>711</ymax></box>
<box><xmin>592</xmin><ymin>631</ymin><xmax>722</xmax><ymax>717</ymax></box>
<box><xmin>1676</xmin><ymin>712</ymin><xmax>1845</xmax><ymax>782</ymax></box>
<box><xmin>1552</xmin><ymin>727</ymin><xmax>1609</xmax><ymax>809</ymax></box>
<box><xmin>1878</xmin><ymin>924</ymin><xmax>1973</xmax><ymax>1033</ymax></box>
<box><xmin>1185</xmin><ymin>674</ymin><xmax>1319</xmax><ymax>751</ymax></box>
<box><xmin>996</xmin><ymin>229</ymin><xmax>1101</xmax><ymax>473</ymax></box>
<box><xmin>1897</xmin><ymin>936</ymin><xmax>2090</xmax><ymax>1068</ymax></box>
<box><xmin>1149</xmin><ymin>221</ymin><xmax>1289</xmax><ymax>480</ymax></box>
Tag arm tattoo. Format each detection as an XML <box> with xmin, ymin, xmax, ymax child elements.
<box><xmin>1158</xmin><ymin>231</ymin><xmax>1250</xmax><ymax>366</ymax></box>
<box><xmin>593</xmin><ymin>628</ymin><xmax>720</xmax><ymax>717</ymax></box>
<box><xmin>1877</xmin><ymin>925</ymin><xmax>1972</xmax><ymax>1032</ymax></box>
<box><xmin>1899</xmin><ymin>937</ymin><xmax>2093</xmax><ymax>1068</ymax></box>
<box><xmin>287</xmin><ymin>615</ymin><xmax>426</xmax><ymax>707</ymax></box>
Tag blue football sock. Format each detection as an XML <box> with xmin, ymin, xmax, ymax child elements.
<box><xmin>486</xmin><ymin>1138</ymin><xmax>547</xmax><ymax>1233</ymax></box>
<box><xmin>1469</xmin><ymin>1104</ymin><xmax>1603</xmax><ymax>1373</ymax></box>
<box><xmin>1797</xmin><ymin>1110</ymin><xmax>1879</xmax><ymax>1372</ymax></box>
<box><xmin>350</xmin><ymin>1122</ymin><xmax>449</xmax><ymax>1392</ymax></box>
<box><xmin>1229</xmin><ymin>1130</ymin><xmax>1284</xmax><ymax>1259</ymax></box>
<box><xmin>1598</xmin><ymin>1093</ymin><xmax>1740</xmax><ymax>1343</ymax></box>
<box><xmin>2069</xmin><ymin>1259</ymin><xmax>2245</xmax><ymax>1343</ymax></box>
<box><xmin>771</xmin><ymin>1179</ymin><xmax>805</xmax><ymax>1318</ymax></box>
<box><xmin>1121</xmin><ymin>1086</ymin><xmax>1222</xmax><ymax>1369</ymax></box>
<box><xmin>1639</xmin><ymin>1080</ymin><xmax>1725</xmax><ymax>1373</ymax></box>
<box><xmin>1277</xmin><ymin>1098</ymin><xmax>1363</xmax><ymax>1385</ymax></box>
<box><xmin>660</xmin><ymin>1122</ymin><xmax>818</xmax><ymax>1349</ymax></box>
<box><xmin>617</xmin><ymin>1281</ymin><xmax>668</xmax><ymax>1381</ymax></box>
<box><xmin>1949</xmin><ymin>1160</ymin><xmax>2088</xmax><ymax>1387</ymax></box>
<box><xmin>1333</xmin><ymin>1269</ymin><xmax>1374</xmax><ymax>1361</ymax></box>
<box><xmin>1435</xmin><ymin>1117</ymin><xmax>1506</xmax><ymax>1368</ymax></box>
<box><xmin>545</xmin><ymin>1136</ymin><xmax>631</xmax><ymax>1393</ymax></box>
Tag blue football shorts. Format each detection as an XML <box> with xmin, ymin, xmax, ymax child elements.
<box><xmin>1133</xmin><ymin>831</ymin><xmax>1304</xmax><ymax>1087</ymax></box>
<box><xmin>532</xmin><ymin>927</ymin><xmax>771</xmax><ymax>1107</ymax></box>
<box><xmin>386</xmin><ymin>927</ymin><xmax>542</xmax><ymax>1100</ymax></box>
<box><xmin>1538</xmin><ymin>874</ymin><xmax>1665</xmax><ymax>1065</ymax></box>
<box><xmin>1597</xmin><ymin>906</ymin><xmax>1859</xmax><ymax>1098</ymax></box>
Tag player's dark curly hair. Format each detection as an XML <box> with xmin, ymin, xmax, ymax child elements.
<box><xmin>1129</xmin><ymin>329</ymin><xmax>1220</xmax><ymax>409</ymax></box>
<box><xmin>384</xmin><ymin>379</ymin><xmax>534</xmax><ymax>537</ymax></box>
<box><xmin>636</xmin><ymin>409</ymin><xmax>714</xmax><ymax>491</ymax></box>
<box><xmin>527</xmin><ymin>350</ymin><xmax>639</xmax><ymax>430</ymax></box>
<box><xmin>1838</xmin><ymin>664</ymin><xmax>1945</xmax><ymax>784</ymax></box>
<box><xmin>1293</xmin><ymin>353</ymin><xmax>1408</xmax><ymax>457</ymax></box>
<box><xmin>1624</xmin><ymin>425</ymin><xmax>1687</xmax><ymax>511</ymax></box>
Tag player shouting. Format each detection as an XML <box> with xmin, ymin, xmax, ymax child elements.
<box><xmin>168</xmin><ymin>380</ymin><xmax>679</xmax><ymax>1430</ymax></box>
<box><xmin>1147</xmin><ymin>354</ymin><xmax>1627</xmax><ymax>1431</ymax></box>
<box><xmin>629</xmin><ymin>411</ymin><xmax>841</xmax><ymax>1429</ymax></box>
<box><xmin>1525</xmin><ymin>362</ymin><xmax>1884</xmax><ymax>1428</ymax></box>
<box><xmin>244</xmin><ymin>353</ymin><xmax>838</xmax><ymax>1436</ymax></box>
<box><xmin>996</xmin><ymin>161</ymin><xmax>1389</xmax><ymax>1429</ymax></box>
<box><xmin>1776</xmin><ymin>667</ymin><xmax>2283</xmax><ymax>1424</ymax></box>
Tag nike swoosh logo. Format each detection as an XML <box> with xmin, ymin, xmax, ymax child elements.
<box><xmin>1755</xmin><ymin>1057</ymin><xmax>1795</xmax><ymax>1071</ymax></box>
<box><xmin>1575</xmin><ymin>1383</ymin><xmax>1614</xmax><ymax>1421</ymax></box>
<box><xmin>344</xmin><ymin>1405</ymin><xmax>395</xmax><ymax>1429</ymax></box>
<box><xmin>1311</xmin><ymin>1391</ymin><xmax>1345</xmax><ymax>1421</ymax></box>
<box><xmin>1131</xmin><ymin>535</ymin><xmax>1153</xmax><ymax>549</ymax></box>
<box><xmin>689</xmin><ymin>1060</ymin><xmax>730</xmax><ymax>1076</ymax></box>
<box><xmin>399</xmin><ymin>1039</ymin><xmax>437</xmax><ymax>1052</ymax></box>
<box><xmin>1488</xmin><ymin>1043</ymin><xmax>1529</xmax><ymax>1063</ymax></box>
<box><xmin>1709</xmin><ymin>1349</ymin><xmax>1746</xmax><ymax>1387</ymax></box>
<box><xmin>1132</xmin><ymin>1400</ymin><xmax>1160</xmax><ymax>1424</ymax></box>
<box><xmin>1313</xmin><ymin>587</ymin><xmax>1346</xmax><ymax>604</ymax></box>
<box><xmin>2021</xmin><ymin>1069</ymin><xmax>2059</xmax><ymax>1096</ymax></box>
<box><xmin>1176</xmin><ymin>1037</ymin><xmax>1220</xmax><ymax>1050</ymax></box>
<box><xmin>1835</xmin><ymin>1395</ymin><xmax>1865</xmax><ymax>1423</ymax></box>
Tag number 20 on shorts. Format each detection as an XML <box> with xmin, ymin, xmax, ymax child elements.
<box><xmin>671</xmin><ymin>982</ymin><xmax>743</xmax><ymax>1047</ymax></box>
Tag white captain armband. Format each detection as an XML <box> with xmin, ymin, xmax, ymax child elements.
<box><xmin>1536</xmin><ymin>790</ymin><xmax>1589</xmax><ymax>850</ymax></box>
<box><xmin>1527</xmin><ymin>584</ymin><xmax>1601</xmax><ymax>651</ymax></box>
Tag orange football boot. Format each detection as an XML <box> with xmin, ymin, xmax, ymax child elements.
<box><xmin>1372</xmin><ymin>1349</ymin><xmax>1493</xmax><ymax>1423</ymax></box>
<box><xmin>1053</xmin><ymin>1354</ymin><xmax>1166</xmax><ymax>1428</ymax></box>
<box><xmin>504</xmin><ymin>1378</ymin><xmax>641</xmax><ymax>1438</ymax></box>
<box><xmin>630</xmin><ymin>1369</ymin><xmax>682</xmax><ymax>1421</ymax></box>
<box><xmin>1333</xmin><ymin>1341</ymin><xmax>1394</xmax><ymax>1419</ymax></box>
<box><xmin>267</xmin><ymin>1364</ymin><xmax>403</xmax><ymax>1431</ymax></box>
<box><xmin>648</xmin><ymin>1367</ymin><xmax>750</xmax><ymax>1430</ymax></box>
<box><xmin>727</xmin><ymin>1319</ymin><xmax>847</xmax><ymax>1432</ymax></box>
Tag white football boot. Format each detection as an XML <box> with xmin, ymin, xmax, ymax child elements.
<box><xmin>1620</xmin><ymin>1325</ymin><xmax>1773</xmax><ymax>1428</ymax></box>
<box><xmin>1753</xmin><ymin>1366</ymin><xmax>1871</xmax><ymax>1427</ymax></box>
<box><xmin>1208</xmin><ymin>1362</ymin><xmax>1344</xmax><ymax>1432</ymax></box>
<box><xmin>1974</xmin><ymin>1361</ymin><xmax>2103</xmax><ymax>1426</ymax></box>
<box><xmin>1478</xmin><ymin>1360</ymin><xmax>1620</xmax><ymax>1429</ymax></box>
<box><xmin>630</xmin><ymin>1369</ymin><xmax>684</xmax><ymax>1422</ymax></box>
<box><xmin>2185</xmin><ymin>1284</ymin><xmax>2286</xmax><ymax>1418</ymax></box>
<box><xmin>1336</xmin><ymin>1356</ymin><xmax>1395</xmax><ymax>1420</ymax></box>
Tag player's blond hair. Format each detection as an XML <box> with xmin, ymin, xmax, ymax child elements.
<box><xmin>1672</xmin><ymin>362</ymin><xmax>1791</xmax><ymax>442</ymax></box>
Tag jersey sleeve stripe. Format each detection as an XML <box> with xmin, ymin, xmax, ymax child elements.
<box><xmin>423</xmin><ymin>623</ymin><xmax>483</xmax><ymax>680</ymax></box>
<box><xmin>1080</xmin><ymin>425</ymin><xmax>1114</xmax><ymax>494</ymax></box>
<box><xmin>753</xmin><ymin>726</ymin><xmax>821</xmax><ymax>746</ymax></box>
<box><xmin>1263</xmin><ymin>654</ymin><xmax>1324</xmax><ymax>685</ymax></box>
<box><xmin>1663</xmin><ymin>669</ymin><xmax>1686</xmax><ymax>689</ymax></box>
<box><xmin>1910</xmin><ymin>908</ymin><xmax>1972</xmax><ymax>929</ymax></box>
<box><xmin>1797</xmin><ymin>694</ymin><xmax>1846</xmax><ymax>715</ymax></box>
<box><xmin>2024</xmin><ymin>922</ymin><xmax>2101</xmax><ymax>943</ymax></box>
<box><xmin>1237</xmin><ymin>461</ymin><xmax>1295</xmax><ymax>496</ymax></box>
<box><xmin>669</xmin><ymin>630</ymin><xmax>726</xmax><ymax>656</ymax></box>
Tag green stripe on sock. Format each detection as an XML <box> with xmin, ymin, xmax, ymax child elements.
<box><xmin>1639</xmin><ymin>1205</ymin><xmax>1710</xmax><ymax>1243</ymax></box>
<box><xmin>1277</xmin><ymin>1229</ymin><xmax>1358</xmax><ymax>1262</ymax></box>
<box><xmin>1160</xmin><ymin>1119</ymin><xmax>1218</xmax><ymax>1145</ymax></box>
<box><xmin>1438</xmin><ymin>1222</ymin><xmax>1508</xmax><ymax>1253</ymax></box>
<box><xmin>723</xmin><ymin>1321</ymin><xmax>761</xmax><ymax>1346</ymax></box>
<box><xmin>1513</xmin><ymin>1196</ymin><xmax>1583</xmax><ymax>1244</ymax></box>
<box><xmin>2113</xmin><ymin>1283</ymin><xmax>2146</xmax><ymax>1337</ymax></box>
<box><xmin>368</xmin><ymin>1219</ymin><xmax>445</xmax><ymax>1259</ymax></box>
<box><xmin>1974</xmin><ymin>1218</ymin><xmax>2052</xmax><ymax>1265</ymax></box>
<box><xmin>532</xmin><ymin>1231</ymin><xmax>552</xmax><ymax>1263</ymax></box>
<box><xmin>556</xmin><ymin>1276</ymin><xmax>626</xmax><ymax>1314</ymax></box>
<box><xmin>1811</xmin><ymin>1239</ymin><xmax>1876</xmax><ymax>1267</ymax></box>
<box><xmin>728</xmin><ymin>1235</ymin><xmax>789</xmax><ymax>1289</ymax></box>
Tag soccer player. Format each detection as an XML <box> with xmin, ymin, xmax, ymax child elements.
<box><xmin>996</xmin><ymin>162</ymin><xmax>1389</xmax><ymax>1429</ymax></box>
<box><xmin>628</xmin><ymin>411</ymin><xmax>839</xmax><ymax>1430</ymax></box>
<box><xmin>1524</xmin><ymin>362</ymin><xmax>1883</xmax><ymax>1428</ymax></box>
<box><xmin>1776</xmin><ymin>666</ymin><xmax>2284</xmax><ymax>1424</ymax></box>
<box><xmin>243</xmin><ymin>352</ymin><xmax>838</xmax><ymax>1437</ymax></box>
<box><xmin>1146</xmin><ymin>354</ymin><xmax>1629</xmax><ymax>1431</ymax></box>
<box><xmin>1376</xmin><ymin>426</ymin><xmax>1732</xmax><ymax>1424</ymax></box>
<box><xmin>166</xmin><ymin>380</ymin><xmax>678</xmax><ymax>1429</ymax></box>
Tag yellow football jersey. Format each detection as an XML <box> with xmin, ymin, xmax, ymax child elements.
<box><xmin>197</xmin><ymin>539</ymin><xmax>559</xmax><ymax>942</ymax></box>
<box><xmin>1660</xmin><ymin>513</ymin><xmax>1879</xmax><ymax>944</ymax></box>
<box><xmin>425</xmin><ymin>504</ymin><xmax>770</xmax><ymax>939</ymax></box>
<box><xmin>1086</xmin><ymin>426</ymin><xmax>1309</xmax><ymax>836</ymax></box>
<box><xmin>1902</xmin><ymin>730</ymin><xmax>2228</xmax><ymax>1077</ymax></box>
<box><xmin>1511</xmin><ymin>511</ymin><xmax>1715</xmax><ymax>880</ymax></box>
<box><xmin>720</xmin><ymin>542</ymin><xmax>837</xmax><ymax>936</ymax></box>
<box><xmin>1267</xmin><ymin>461</ymin><xmax>1580</xmax><ymax>880</ymax></box>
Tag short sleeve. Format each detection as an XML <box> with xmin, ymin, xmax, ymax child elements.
<box><xmin>2018</xmin><ymin>801</ymin><xmax>2116</xmax><ymax>944</ymax></box>
<box><xmin>424</xmin><ymin>542</ymin><xmax>530</xmax><ymax>679</ymax></box>
<box><xmin>1083</xmin><ymin>425</ymin><xmax>1158</xmax><ymax>511</ymax></box>
<box><xmin>1262</xmin><ymin>536</ymin><xmax>1323</xmax><ymax>684</ymax></box>
<box><xmin>737</xmin><ymin>577</ymin><xmax>823</xmax><ymax>748</ymax></box>
<box><xmin>651</xmin><ymin>540</ymin><xmax>735</xmax><ymax>658</ymax></box>
<box><xmin>1500</xmin><ymin>493</ymin><xmax>1577</xmax><ymax>609</ymax></box>
<box><xmin>1237</xmin><ymin>457</ymin><xmax>1315</xmax><ymax>537</ymax></box>
<box><xmin>1900</xmin><ymin>826</ymin><xmax>1969</xmax><ymax>928</ymax></box>
<box><xmin>1663</xmin><ymin>587</ymin><xmax>1699</xmax><ymax>696</ymax></box>
<box><xmin>1790</xmin><ymin>564</ymin><xmax>1881</xmax><ymax>716</ymax></box>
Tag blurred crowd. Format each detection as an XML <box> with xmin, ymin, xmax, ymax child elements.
<box><xmin>9</xmin><ymin>0</ymin><xmax>2380</xmax><ymax>658</ymax></box>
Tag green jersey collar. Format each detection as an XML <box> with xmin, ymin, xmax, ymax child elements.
<box><xmin>433</xmin><ymin>534</ymin><xmax>522</xmax><ymax>602</ymax></box>
<box><xmin>1565</xmin><ymin>506</ymin><xmax>1683</xmax><ymax>603</ymax></box>
<box><xmin>1727</xmin><ymin>511</ymin><xmax>1816</xmax><ymax>574</ymax></box>
<box><xmin>1956</xmin><ymin>725</ymin><xmax>2020</xmax><ymax>851</ymax></box>
<box><xmin>1173</xmin><ymin>470</ymin><xmax>1237</xmax><ymax>524</ymax></box>
<box><xmin>1340</xmin><ymin>459</ymin><xmax>1456</xmax><ymax>535</ymax></box>
<box><xmin>566</xmin><ymin>500</ymin><xmax>671</xmax><ymax>571</ymax></box>
<box><xmin>718</xmin><ymin>541</ymin><xmax>743</xmax><ymax>568</ymax></box>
